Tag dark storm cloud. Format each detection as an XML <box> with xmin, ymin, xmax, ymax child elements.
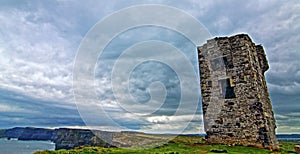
<box><xmin>0</xmin><ymin>89</ymin><xmax>83</xmax><ymax>128</ymax></box>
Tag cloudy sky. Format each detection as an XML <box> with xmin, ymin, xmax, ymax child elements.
<box><xmin>0</xmin><ymin>0</ymin><xmax>299</xmax><ymax>134</ymax></box>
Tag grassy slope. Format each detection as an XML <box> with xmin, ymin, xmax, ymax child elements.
<box><xmin>34</xmin><ymin>136</ymin><xmax>299</xmax><ymax>154</ymax></box>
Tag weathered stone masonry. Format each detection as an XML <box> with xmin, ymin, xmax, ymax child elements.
<box><xmin>198</xmin><ymin>34</ymin><xmax>279</xmax><ymax>149</ymax></box>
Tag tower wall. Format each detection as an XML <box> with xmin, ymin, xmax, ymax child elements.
<box><xmin>198</xmin><ymin>34</ymin><xmax>278</xmax><ymax>149</ymax></box>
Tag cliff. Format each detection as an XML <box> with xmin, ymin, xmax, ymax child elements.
<box><xmin>0</xmin><ymin>129</ymin><xmax>5</xmax><ymax>138</ymax></box>
<box><xmin>4</xmin><ymin>127</ymin><xmax>54</xmax><ymax>140</ymax></box>
<box><xmin>2</xmin><ymin>127</ymin><xmax>109</xmax><ymax>150</ymax></box>
<box><xmin>52</xmin><ymin>128</ymin><xmax>110</xmax><ymax>150</ymax></box>
<box><xmin>1</xmin><ymin>127</ymin><xmax>172</xmax><ymax>149</ymax></box>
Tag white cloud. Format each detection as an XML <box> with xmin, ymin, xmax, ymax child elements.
<box><xmin>0</xmin><ymin>4</ymin><xmax>75</xmax><ymax>104</ymax></box>
<box><xmin>146</xmin><ymin>114</ymin><xmax>202</xmax><ymax>124</ymax></box>
<box><xmin>269</xmin><ymin>82</ymin><xmax>300</xmax><ymax>95</ymax></box>
<box><xmin>0</xmin><ymin>103</ymin><xmax>37</xmax><ymax>113</ymax></box>
<box><xmin>277</xmin><ymin>126</ymin><xmax>300</xmax><ymax>134</ymax></box>
<box><xmin>140</xmin><ymin>121</ymin><xmax>204</xmax><ymax>134</ymax></box>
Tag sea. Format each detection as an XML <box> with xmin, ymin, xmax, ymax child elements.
<box><xmin>0</xmin><ymin>138</ymin><xmax>55</xmax><ymax>154</ymax></box>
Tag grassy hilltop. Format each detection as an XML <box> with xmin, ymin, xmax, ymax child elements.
<box><xmin>35</xmin><ymin>136</ymin><xmax>299</xmax><ymax>154</ymax></box>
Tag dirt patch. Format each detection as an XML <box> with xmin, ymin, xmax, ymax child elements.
<box><xmin>188</xmin><ymin>143</ymin><xmax>208</xmax><ymax>147</ymax></box>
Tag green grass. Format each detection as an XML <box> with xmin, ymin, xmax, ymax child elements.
<box><xmin>34</xmin><ymin>136</ymin><xmax>299</xmax><ymax>154</ymax></box>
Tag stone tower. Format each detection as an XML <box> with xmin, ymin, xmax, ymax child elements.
<box><xmin>198</xmin><ymin>34</ymin><xmax>279</xmax><ymax>149</ymax></box>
